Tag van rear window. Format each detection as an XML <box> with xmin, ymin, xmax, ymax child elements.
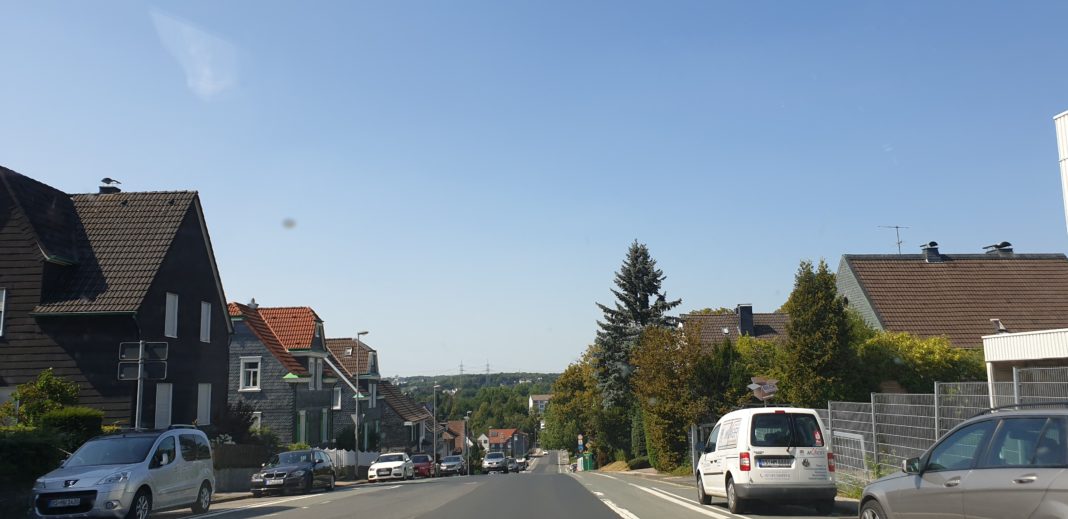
<box><xmin>751</xmin><ymin>413</ymin><xmax>825</xmax><ymax>447</ymax></box>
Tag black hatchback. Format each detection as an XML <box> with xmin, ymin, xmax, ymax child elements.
<box><xmin>250</xmin><ymin>449</ymin><xmax>336</xmax><ymax>496</ymax></box>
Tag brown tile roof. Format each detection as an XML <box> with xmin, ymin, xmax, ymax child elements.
<box><xmin>843</xmin><ymin>253</ymin><xmax>1068</xmax><ymax>348</ymax></box>
<box><xmin>0</xmin><ymin>166</ymin><xmax>80</xmax><ymax>264</ymax></box>
<box><xmin>488</xmin><ymin>428</ymin><xmax>518</xmax><ymax>445</ymax></box>
<box><xmin>379</xmin><ymin>381</ymin><xmax>433</xmax><ymax>423</ymax></box>
<box><xmin>529</xmin><ymin>394</ymin><xmax>552</xmax><ymax>402</ymax></box>
<box><xmin>325</xmin><ymin>338</ymin><xmax>376</xmax><ymax>377</ymax></box>
<box><xmin>229</xmin><ymin>302</ymin><xmax>308</xmax><ymax>375</ymax></box>
<box><xmin>682</xmin><ymin>312</ymin><xmax>789</xmax><ymax>346</ymax></box>
<box><xmin>30</xmin><ymin>190</ymin><xmax>198</xmax><ymax>314</ymax></box>
<box><xmin>259</xmin><ymin>307</ymin><xmax>322</xmax><ymax>351</ymax></box>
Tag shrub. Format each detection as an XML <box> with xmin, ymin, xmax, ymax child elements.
<box><xmin>0</xmin><ymin>369</ymin><xmax>80</xmax><ymax>426</ymax></box>
<box><xmin>0</xmin><ymin>427</ymin><xmax>65</xmax><ymax>489</ymax></box>
<box><xmin>626</xmin><ymin>456</ymin><xmax>651</xmax><ymax>470</ymax></box>
<box><xmin>212</xmin><ymin>401</ymin><xmax>257</xmax><ymax>443</ymax></box>
<box><xmin>250</xmin><ymin>427</ymin><xmax>280</xmax><ymax>453</ymax></box>
<box><xmin>335</xmin><ymin>425</ymin><xmax>355</xmax><ymax>451</ymax></box>
<box><xmin>40</xmin><ymin>407</ymin><xmax>103</xmax><ymax>453</ymax></box>
<box><xmin>287</xmin><ymin>442</ymin><xmax>311</xmax><ymax>451</ymax></box>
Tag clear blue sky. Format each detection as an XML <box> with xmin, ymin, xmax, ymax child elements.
<box><xmin>4</xmin><ymin>1</ymin><xmax>1068</xmax><ymax>376</ymax></box>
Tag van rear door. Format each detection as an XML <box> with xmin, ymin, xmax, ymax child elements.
<box><xmin>748</xmin><ymin>411</ymin><xmax>832</xmax><ymax>486</ymax></box>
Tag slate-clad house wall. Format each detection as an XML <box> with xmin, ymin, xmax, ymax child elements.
<box><xmin>227</xmin><ymin>318</ymin><xmax>299</xmax><ymax>444</ymax></box>
<box><xmin>325</xmin><ymin>337</ymin><xmax>383</xmax><ymax>448</ymax></box>
<box><xmin>0</xmin><ymin>167</ymin><xmax>231</xmax><ymax>426</ymax></box>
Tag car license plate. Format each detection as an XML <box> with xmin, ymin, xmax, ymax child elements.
<box><xmin>758</xmin><ymin>458</ymin><xmax>792</xmax><ymax>468</ymax></box>
<box><xmin>266</xmin><ymin>479</ymin><xmax>284</xmax><ymax>486</ymax></box>
<box><xmin>49</xmin><ymin>498</ymin><xmax>80</xmax><ymax>507</ymax></box>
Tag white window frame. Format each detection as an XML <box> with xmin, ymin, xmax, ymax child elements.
<box><xmin>332</xmin><ymin>386</ymin><xmax>342</xmax><ymax>410</ymax></box>
<box><xmin>197</xmin><ymin>383</ymin><xmax>212</xmax><ymax>425</ymax></box>
<box><xmin>0</xmin><ymin>288</ymin><xmax>6</xmax><ymax>337</ymax></box>
<box><xmin>297</xmin><ymin>410</ymin><xmax>307</xmax><ymax>444</ymax></box>
<box><xmin>200</xmin><ymin>301</ymin><xmax>211</xmax><ymax>343</ymax></box>
<box><xmin>369</xmin><ymin>382</ymin><xmax>377</xmax><ymax>409</ymax></box>
<box><xmin>240</xmin><ymin>357</ymin><xmax>262</xmax><ymax>392</ymax></box>
<box><xmin>164</xmin><ymin>292</ymin><xmax>179</xmax><ymax>338</ymax></box>
<box><xmin>251</xmin><ymin>412</ymin><xmax>262</xmax><ymax>431</ymax></box>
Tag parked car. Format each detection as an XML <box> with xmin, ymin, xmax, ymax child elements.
<box><xmin>694</xmin><ymin>407</ymin><xmax>836</xmax><ymax>515</ymax></box>
<box><xmin>482</xmin><ymin>452</ymin><xmax>508</xmax><ymax>473</ymax></box>
<box><xmin>439</xmin><ymin>455</ymin><xmax>467</xmax><ymax>476</ymax></box>
<box><xmin>506</xmin><ymin>457</ymin><xmax>519</xmax><ymax>473</ymax></box>
<box><xmin>368</xmin><ymin>452</ymin><xmax>414</xmax><ymax>482</ymax></box>
<box><xmin>515</xmin><ymin>457</ymin><xmax>528</xmax><ymax>471</ymax></box>
<box><xmin>859</xmin><ymin>406</ymin><xmax>1068</xmax><ymax>519</ymax></box>
<box><xmin>250</xmin><ymin>449</ymin><xmax>335</xmax><ymax>497</ymax></box>
<box><xmin>410</xmin><ymin>454</ymin><xmax>438</xmax><ymax>478</ymax></box>
<box><xmin>33</xmin><ymin>426</ymin><xmax>215</xmax><ymax>519</ymax></box>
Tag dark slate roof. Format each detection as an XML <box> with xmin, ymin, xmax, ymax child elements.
<box><xmin>325</xmin><ymin>338</ymin><xmax>376</xmax><ymax>377</ymax></box>
<box><xmin>0</xmin><ymin>167</ymin><xmax>81</xmax><ymax>264</ymax></box>
<box><xmin>228</xmin><ymin>303</ymin><xmax>309</xmax><ymax>376</ymax></box>
<box><xmin>379</xmin><ymin>381</ymin><xmax>433</xmax><ymax>423</ymax></box>
<box><xmin>841</xmin><ymin>253</ymin><xmax>1068</xmax><ymax>348</ymax></box>
<box><xmin>34</xmin><ymin>191</ymin><xmax>197</xmax><ymax>314</ymax></box>
<box><xmin>681</xmin><ymin>312</ymin><xmax>789</xmax><ymax>346</ymax></box>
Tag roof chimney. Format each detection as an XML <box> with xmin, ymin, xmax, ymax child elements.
<box><xmin>990</xmin><ymin>318</ymin><xmax>1008</xmax><ymax>334</ymax></box>
<box><xmin>921</xmin><ymin>241</ymin><xmax>942</xmax><ymax>263</ymax></box>
<box><xmin>248</xmin><ymin>297</ymin><xmax>259</xmax><ymax>310</ymax></box>
<box><xmin>736</xmin><ymin>304</ymin><xmax>754</xmax><ymax>336</ymax></box>
<box><xmin>98</xmin><ymin>185</ymin><xmax>121</xmax><ymax>194</ymax></box>
<box><xmin>982</xmin><ymin>241</ymin><xmax>1014</xmax><ymax>256</ymax></box>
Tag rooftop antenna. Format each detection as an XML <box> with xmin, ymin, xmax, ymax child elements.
<box><xmin>878</xmin><ymin>225</ymin><xmax>910</xmax><ymax>254</ymax></box>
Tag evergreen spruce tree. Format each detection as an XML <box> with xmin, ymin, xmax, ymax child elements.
<box><xmin>593</xmin><ymin>241</ymin><xmax>681</xmax><ymax>408</ymax></box>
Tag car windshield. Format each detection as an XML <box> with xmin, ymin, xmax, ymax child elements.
<box><xmin>750</xmin><ymin>413</ymin><xmax>825</xmax><ymax>448</ymax></box>
<box><xmin>444</xmin><ymin>456</ymin><xmax>462</xmax><ymax>463</ymax></box>
<box><xmin>486</xmin><ymin>453</ymin><xmax>504</xmax><ymax>460</ymax></box>
<box><xmin>65</xmin><ymin>436</ymin><xmax>157</xmax><ymax>467</ymax></box>
<box><xmin>377</xmin><ymin>454</ymin><xmax>404</xmax><ymax>463</ymax></box>
<box><xmin>410</xmin><ymin>455</ymin><xmax>430</xmax><ymax>463</ymax></box>
<box><xmin>266</xmin><ymin>451</ymin><xmax>313</xmax><ymax>467</ymax></box>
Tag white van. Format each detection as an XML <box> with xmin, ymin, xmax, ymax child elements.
<box><xmin>695</xmin><ymin>407</ymin><xmax>836</xmax><ymax>515</ymax></box>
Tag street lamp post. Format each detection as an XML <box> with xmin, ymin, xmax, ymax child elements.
<box><xmin>464</xmin><ymin>410</ymin><xmax>471</xmax><ymax>476</ymax></box>
<box><xmin>354</xmin><ymin>331</ymin><xmax>368</xmax><ymax>456</ymax></box>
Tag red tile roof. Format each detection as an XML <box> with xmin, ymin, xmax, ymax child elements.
<box><xmin>258</xmin><ymin>307</ymin><xmax>322</xmax><ymax>351</ymax></box>
<box><xmin>228</xmin><ymin>302</ymin><xmax>308</xmax><ymax>375</ymax></box>
<box><xmin>842</xmin><ymin>253</ymin><xmax>1068</xmax><ymax>348</ymax></box>
<box><xmin>488</xmin><ymin>428</ymin><xmax>518</xmax><ymax>445</ymax></box>
<box><xmin>325</xmin><ymin>338</ymin><xmax>376</xmax><ymax>378</ymax></box>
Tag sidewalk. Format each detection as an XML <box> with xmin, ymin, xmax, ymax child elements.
<box><xmin>212</xmin><ymin>479</ymin><xmax>365</xmax><ymax>505</ymax></box>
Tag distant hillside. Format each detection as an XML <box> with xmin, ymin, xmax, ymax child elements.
<box><xmin>391</xmin><ymin>372</ymin><xmax>559</xmax><ymax>394</ymax></box>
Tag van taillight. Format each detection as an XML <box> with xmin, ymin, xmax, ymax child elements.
<box><xmin>827</xmin><ymin>452</ymin><xmax>835</xmax><ymax>473</ymax></box>
<box><xmin>740</xmin><ymin>452</ymin><xmax>751</xmax><ymax>471</ymax></box>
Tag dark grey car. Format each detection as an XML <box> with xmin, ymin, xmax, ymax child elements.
<box><xmin>860</xmin><ymin>407</ymin><xmax>1068</xmax><ymax>519</ymax></box>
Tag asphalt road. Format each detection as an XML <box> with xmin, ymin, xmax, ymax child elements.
<box><xmin>154</xmin><ymin>451</ymin><xmax>858</xmax><ymax>519</ymax></box>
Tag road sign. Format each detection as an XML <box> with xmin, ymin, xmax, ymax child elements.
<box><xmin>118</xmin><ymin>361</ymin><xmax>167</xmax><ymax>381</ymax></box>
<box><xmin>119</xmin><ymin>342</ymin><xmax>168</xmax><ymax>361</ymax></box>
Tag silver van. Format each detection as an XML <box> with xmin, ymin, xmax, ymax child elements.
<box><xmin>32</xmin><ymin>426</ymin><xmax>216</xmax><ymax>519</ymax></box>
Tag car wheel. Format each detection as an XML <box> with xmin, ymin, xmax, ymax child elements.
<box><xmin>696</xmin><ymin>475</ymin><xmax>711</xmax><ymax>505</ymax></box>
<box><xmin>251</xmin><ymin>490</ymin><xmax>263</xmax><ymax>498</ymax></box>
<box><xmin>860</xmin><ymin>499</ymin><xmax>887</xmax><ymax>519</ymax></box>
<box><xmin>191</xmin><ymin>482</ymin><xmax>212</xmax><ymax>514</ymax></box>
<box><xmin>726</xmin><ymin>477</ymin><xmax>746</xmax><ymax>514</ymax></box>
<box><xmin>125</xmin><ymin>489</ymin><xmax>151</xmax><ymax>519</ymax></box>
<box><xmin>327</xmin><ymin>474</ymin><xmax>335</xmax><ymax>491</ymax></box>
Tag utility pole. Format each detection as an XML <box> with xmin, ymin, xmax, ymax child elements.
<box><xmin>878</xmin><ymin>225</ymin><xmax>910</xmax><ymax>255</ymax></box>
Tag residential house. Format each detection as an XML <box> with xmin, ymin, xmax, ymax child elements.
<box><xmin>377</xmin><ymin>380</ymin><xmax>434</xmax><ymax>454</ymax></box>
<box><xmin>445</xmin><ymin>420</ymin><xmax>470</xmax><ymax>455</ymax></box>
<box><xmin>0</xmin><ymin>168</ymin><xmax>231</xmax><ymax>427</ymax></box>
<box><xmin>836</xmin><ymin>242</ymin><xmax>1068</xmax><ymax>349</ymax></box>
<box><xmin>488</xmin><ymin>428</ymin><xmax>529</xmax><ymax>457</ymax></box>
<box><xmin>477</xmin><ymin>433</ymin><xmax>490</xmax><ymax>452</ymax></box>
<box><xmin>680</xmin><ymin>304</ymin><xmax>788</xmax><ymax>348</ymax></box>
<box><xmin>228</xmin><ymin>302</ymin><xmax>340</xmax><ymax>445</ymax></box>
<box><xmin>528</xmin><ymin>394</ymin><xmax>552</xmax><ymax>414</ymax></box>
<box><xmin>324</xmin><ymin>337</ymin><xmax>382</xmax><ymax>450</ymax></box>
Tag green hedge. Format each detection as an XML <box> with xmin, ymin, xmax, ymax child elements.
<box><xmin>626</xmin><ymin>457</ymin><xmax>651</xmax><ymax>470</ymax></box>
<box><xmin>39</xmin><ymin>406</ymin><xmax>103</xmax><ymax>453</ymax></box>
<box><xmin>0</xmin><ymin>427</ymin><xmax>65</xmax><ymax>488</ymax></box>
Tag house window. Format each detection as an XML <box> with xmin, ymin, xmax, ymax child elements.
<box><xmin>240</xmin><ymin>357</ymin><xmax>261</xmax><ymax>391</ymax></box>
<box><xmin>197</xmin><ymin>383</ymin><xmax>212</xmax><ymax>425</ymax></box>
<box><xmin>344</xmin><ymin>347</ymin><xmax>353</xmax><ymax>357</ymax></box>
<box><xmin>0</xmin><ymin>288</ymin><xmax>6</xmax><ymax>337</ymax></box>
<box><xmin>297</xmin><ymin>410</ymin><xmax>307</xmax><ymax>444</ymax></box>
<box><xmin>251</xmin><ymin>412</ymin><xmax>262</xmax><ymax>431</ymax></box>
<box><xmin>316</xmin><ymin>359</ymin><xmax>324</xmax><ymax>390</ymax></box>
<box><xmin>155</xmin><ymin>383</ymin><xmax>172</xmax><ymax>428</ymax></box>
<box><xmin>200</xmin><ymin>302</ymin><xmax>211</xmax><ymax>343</ymax></box>
<box><xmin>164</xmin><ymin>292</ymin><xmax>179</xmax><ymax>338</ymax></box>
<box><xmin>321</xmin><ymin>408</ymin><xmax>329</xmax><ymax>443</ymax></box>
<box><xmin>332</xmin><ymin>387</ymin><xmax>342</xmax><ymax>410</ymax></box>
<box><xmin>369</xmin><ymin>382</ymin><xmax>377</xmax><ymax>409</ymax></box>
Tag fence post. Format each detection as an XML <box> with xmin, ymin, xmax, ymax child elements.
<box><xmin>1013</xmin><ymin>367</ymin><xmax>1021</xmax><ymax>405</ymax></box>
<box><xmin>827</xmin><ymin>402</ymin><xmax>833</xmax><ymax>433</ymax></box>
<box><xmin>870</xmin><ymin>392</ymin><xmax>879</xmax><ymax>473</ymax></box>
<box><xmin>933</xmin><ymin>382</ymin><xmax>941</xmax><ymax>439</ymax></box>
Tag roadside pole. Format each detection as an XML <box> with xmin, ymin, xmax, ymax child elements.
<box><xmin>134</xmin><ymin>340</ymin><xmax>144</xmax><ymax>430</ymax></box>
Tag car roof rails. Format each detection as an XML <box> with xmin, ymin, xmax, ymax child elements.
<box><xmin>731</xmin><ymin>403</ymin><xmax>796</xmax><ymax>411</ymax></box>
<box><xmin>167</xmin><ymin>424</ymin><xmax>199</xmax><ymax>430</ymax></box>
<box><xmin>970</xmin><ymin>401</ymin><xmax>1068</xmax><ymax>418</ymax></box>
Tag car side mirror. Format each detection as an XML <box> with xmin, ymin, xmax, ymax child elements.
<box><xmin>703</xmin><ymin>445</ymin><xmax>714</xmax><ymax>454</ymax></box>
<box><xmin>261</xmin><ymin>463</ymin><xmax>266</xmax><ymax>468</ymax></box>
<box><xmin>903</xmin><ymin>457</ymin><xmax>922</xmax><ymax>474</ymax></box>
<box><xmin>314</xmin><ymin>459</ymin><xmax>323</xmax><ymax>465</ymax></box>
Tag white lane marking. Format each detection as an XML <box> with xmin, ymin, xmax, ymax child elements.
<box><xmin>593</xmin><ymin>491</ymin><xmax>605</xmax><ymax>496</ymax></box>
<box><xmin>593</xmin><ymin>472</ymin><xmax>619</xmax><ymax>480</ymax></box>
<box><xmin>197</xmin><ymin>484</ymin><xmax>405</xmax><ymax>517</ymax></box>
<box><xmin>630</xmin><ymin>483</ymin><xmax>750</xmax><ymax>519</ymax></box>
<box><xmin>599</xmin><ymin>497</ymin><xmax>642</xmax><ymax>519</ymax></box>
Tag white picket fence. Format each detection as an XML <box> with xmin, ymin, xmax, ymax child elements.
<box><xmin>322</xmin><ymin>448</ymin><xmax>379</xmax><ymax>469</ymax></box>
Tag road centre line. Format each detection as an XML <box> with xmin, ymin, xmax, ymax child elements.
<box><xmin>630</xmin><ymin>483</ymin><xmax>751</xmax><ymax>519</ymax></box>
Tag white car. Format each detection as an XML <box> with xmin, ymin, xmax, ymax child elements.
<box><xmin>368</xmin><ymin>453</ymin><xmax>414</xmax><ymax>482</ymax></box>
<box><xmin>695</xmin><ymin>407</ymin><xmax>836</xmax><ymax>515</ymax></box>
